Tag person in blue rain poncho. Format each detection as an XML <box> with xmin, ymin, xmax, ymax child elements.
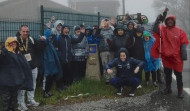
<box><xmin>143</xmin><ymin>31</ymin><xmax>160</xmax><ymax>87</ymax></box>
<box><xmin>43</xmin><ymin>29</ymin><xmax>62</xmax><ymax>97</ymax></box>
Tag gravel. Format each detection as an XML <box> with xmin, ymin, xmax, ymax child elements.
<box><xmin>30</xmin><ymin>90</ymin><xmax>190</xmax><ymax>111</ymax></box>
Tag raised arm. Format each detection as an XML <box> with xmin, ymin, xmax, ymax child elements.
<box><xmin>71</xmin><ymin>28</ymin><xmax>85</xmax><ymax>44</ymax></box>
<box><xmin>153</xmin><ymin>8</ymin><xmax>169</xmax><ymax>34</ymax></box>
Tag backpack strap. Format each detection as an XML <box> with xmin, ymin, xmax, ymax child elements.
<box><xmin>29</xmin><ymin>37</ymin><xmax>34</xmax><ymax>44</ymax></box>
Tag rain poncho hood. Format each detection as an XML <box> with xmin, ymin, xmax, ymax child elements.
<box><xmin>73</xmin><ymin>25</ymin><xmax>81</xmax><ymax>35</ymax></box>
<box><xmin>164</xmin><ymin>14</ymin><xmax>176</xmax><ymax>27</ymax></box>
<box><xmin>0</xmin><ymin>37</ymin><xmax>33</xmax><ymax>90</ymax></box>
<box><xmin>126</xmin><ymin>20</ymin><xmax>135</xmax><ymax>30</ymax></box>
<box><xmin>118</xmin><ymin>48</ymin><xmax>129</xmax><ymax>60</ymax></box>
<box><xmin>113</xmin><ymin>25</ymin><xmax>126</xmax><ymax>36</ymax></box>
<box><xmin>61</xmin><ymin>24</ymin><xmax>70</xmax><ymax>35</ymax></box>
<box><xmin>51</xmin><ymin>20</ymin><xmax>64</xmax><ymax>35</ymax></box>
<box><xmin>5</xmin><ymin>37</ymin><xmax>19</xmax><ymax>53</ymax></box>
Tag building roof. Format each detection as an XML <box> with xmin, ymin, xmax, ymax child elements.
<box><xmin>0</xmin><ymin>0</ymin><xmax>78</xmax><ymax>19</ymax></box>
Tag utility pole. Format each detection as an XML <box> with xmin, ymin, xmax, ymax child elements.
<box><xmin>122</xmin><ymin>0</ymin><xmax>125</xmax><ymax>15</ymax></box>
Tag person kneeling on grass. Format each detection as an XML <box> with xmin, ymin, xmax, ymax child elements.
<box><xmin>105</xmin><ymin>48</ymin><xmax>144</xmax><ymax>97</ymax></box>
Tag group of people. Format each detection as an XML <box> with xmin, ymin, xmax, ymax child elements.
<box><xmin>0</xmin><ymin>25</ymin><xmax>46</xmax><ymax>111</ymax></box>
<box><xmin>0</xmin><ymin>7</ymin><xmax>189</xmax><ymax>111</ymax></box>
<box><xmin>106</xmin><ymin>8</ymin><xmax>189</xmax><ymax>99</ymax></box>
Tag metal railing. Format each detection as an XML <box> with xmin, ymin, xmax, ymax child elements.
<box><xmin>41</xmin><ymin>6</ymin><xmax>109</xmax><ymax>34</ymax></box>
<box><xmin>0</xmin><ymin>18</ymin><xmax>41</xmax><ymax>42</ymax></box>
<box><xmin>0</xmin><ymin>5</ymin><xmax>110</xmax><ymax>42</ymax></box>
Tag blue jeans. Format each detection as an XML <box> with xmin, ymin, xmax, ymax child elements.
<box><xmin>110</xmin><ymin>77</ymin><xmax>140</xmax><ymax>92</ymax></box>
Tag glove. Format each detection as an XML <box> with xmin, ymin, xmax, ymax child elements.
<box><xmin>164</xmin><ymin>8</ymin><xmax>169</xmax><ymax>12</ymax></box>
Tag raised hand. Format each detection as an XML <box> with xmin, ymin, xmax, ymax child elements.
<box><xmin>107</xmin><ymin>69</ymin><xmax>113</xmax><ymax>74</ymax></box>
<box><xmin>164</xmin><ymin>8</ymin><xmax>169</xmax><ymax>12</ymax></box>
<box><xmin>134</xmin><ymin>66</ymin><xmax>140</xmax><ymax>74</ymax></box>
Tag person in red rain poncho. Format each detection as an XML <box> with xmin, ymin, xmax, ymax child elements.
<box><xmin>152</xmin><ymin>14</ymin><xmax>189</xmax><ymax>98</ymax></box>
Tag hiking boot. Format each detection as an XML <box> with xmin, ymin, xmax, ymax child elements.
<box><xmin>161</xmin><ymin>85</ymin><xmax>172</xmax><ymax>95</ymax></box>
<box><xmin>18</xmin><ymin>103</ymin><xmax>28</xmax><ymax>111</ymax></box>
<box><xmin>177</xmin><ymin>87</ymin><xmax>184</xmax><ymax>98</ymax></box>
<box><xmin>27</xmin><ymin>100</ymin><xmax>39</xmax><ymax>107</ymax></box>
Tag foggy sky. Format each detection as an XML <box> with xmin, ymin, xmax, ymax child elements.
<box><xmin>122</xmin><ymin>0</ymin><xmax>159</xmax><ymax>22</ymax></box>
<box><xmin>52</xmin><ymin>0</ymin><xmax>158</xmax><ymax>22</ymax></box>
<box><xmin>0</xmin><ymin>0</ymin><xmax>159</xmax><ymax>22</ymax></box>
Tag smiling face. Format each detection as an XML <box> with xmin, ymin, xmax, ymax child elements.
<box><xmin>128</xmin><ymin>23</ymin><xmax>134</xmax><ymax>30</ymax></box>
<box><xmin>120</xmin><ymin>52</ymin><xmax>126</xmax><ymax>62</ymax></box>
<box><xmin>137</xmin><ymin>32</ymin><xmax>142</xmax><ymax>37</ymax></box>
<box><xmin>118</xmin><ymin>29</ymin><xmax>124</xmax><ymax>36</ymax></box>
<box><xmin>9</xmin><ymin>41</ymin><xmax>17</xmax><ymax>50</ymax></box>
<box><xmin>144</xmin><ymin>36</ymin><xmax>150</xmax><ymax>41</ymax></box>
<box><xmin>63</xmin><ymin>27</ymin><xmax>70</xmax><ymax>35</ymax></box>
<box><xmin>20</xmin><ymin>26</ymin><xmax>29</xmax><ymax>39</ymax></box>
<box><xmin>166</xmin><ymin>18</ymin><xmax>175</xmax><ymax>27</ymax></box>
<box><xmin>75</xmin><ymin>30</ymin><xmax>81</xmax><ymax>35</ymax></box>
<box><xmin>57</xmin><ymin>24</ymin><xmax>62</xmax><ymax>33</ymax></box>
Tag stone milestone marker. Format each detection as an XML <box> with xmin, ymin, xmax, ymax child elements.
<box><xmin>85</xmin><ymin>44</ymin><xmax>101</xmax><ymax>80</ymax></box>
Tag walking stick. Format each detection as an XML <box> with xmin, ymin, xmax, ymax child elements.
<box><xmin>158</xmin><ymin>23</ymin><xmax>163</xmax><ymax>92</ymax></box>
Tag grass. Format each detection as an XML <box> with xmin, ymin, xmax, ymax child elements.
<box><xmin>34</xmin><ymin>74</ymin><xmax>158</xmax><ymax>106</ymax></box>
<box><xmin>0</xmin><ymin>73</ymin><xmax>158</xmax><ymax>110</ymax></box>
<box><xmin>35</xmin><ymin>78</ymin><xmax>117</xmax><ymax>106</ymax></box>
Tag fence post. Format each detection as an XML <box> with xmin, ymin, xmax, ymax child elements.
<box><xmin>98</xmin><ymin>12</ymin><xmax>100</xmax><ymax>27</ymax></box>
<box><xmin>40</xmin><ymin>5</ymin><xmax>44</xmax><ymax>35</ymax></box>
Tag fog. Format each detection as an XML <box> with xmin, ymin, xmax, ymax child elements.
<box><xmin>0</xmin><ymin>0</ymin><xmax>189</xmax><ymax>33</ymax></box>
<box><xmin>0</xmin><ymin>0</ymin><xmax>158</xmax><ymax>22</ymax></box>
<box><xmin>52</xmin><ymin>0</ymin><xmax>158</xmax><ymax>22</ymax></box>
<box><xmin>122</xmin><ymin>0</ymin><xmax>158</xmax><ymax>22</ymax></box>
